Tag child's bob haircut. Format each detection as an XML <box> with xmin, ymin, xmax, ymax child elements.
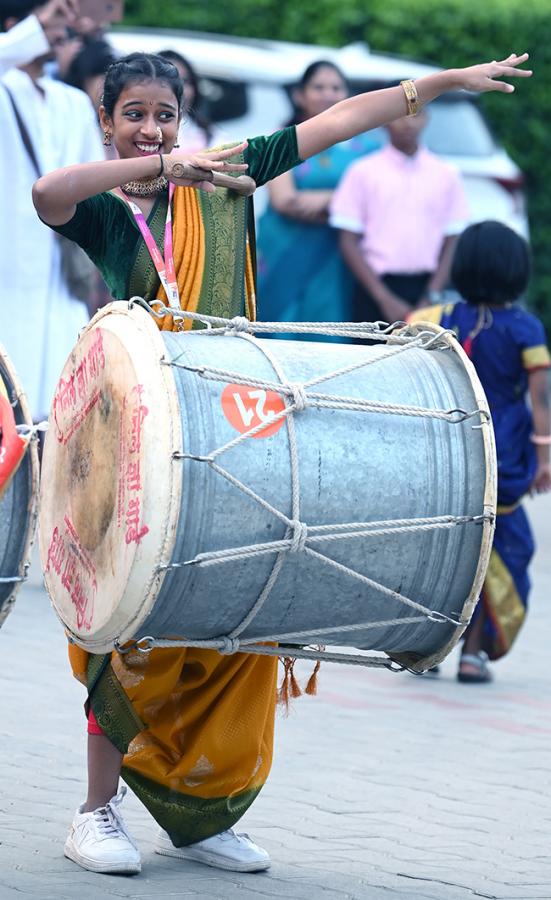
<box><xmin>451</xmin><ymin>220</ymin><xmax>531</xmax><ymax>306</ymax></box>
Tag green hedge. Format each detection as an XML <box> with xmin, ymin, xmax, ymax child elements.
<box><xmin>123</xmin><ymin>0</ymin><xmax>550</xmax><ymax>333</ymax></box>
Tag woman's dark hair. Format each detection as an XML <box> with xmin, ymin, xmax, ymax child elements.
<box><xmin>158</xmin><ymin>49</ymin><xmax>212</xmax><ymax>141</ymax></box>
<box><xmin>65</xmin><ymin>39</ymin><xmax>116</xmax><ymax>93</ymax></box>
<box><xmin>101</xmin><ymin>52</ymin><xmax>183</xmax><ymax>117</ymax></box>
<box><xmin>451</xmin><ymin>220</ymin><xmax>531</xmax><ymax>306</ymax></box>
<box><xmin>285</xmin><ymin>59</ymin><xmax>348</xmax><ymax>127</ymax></box>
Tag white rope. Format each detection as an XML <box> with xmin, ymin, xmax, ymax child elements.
<box><xmin>224</xmin><ymin>330</ymin><xmax>305</xmax><ymax>640</ymax></box>
<box><xmin>159</xmin><ymin>514</ymin><xmax>488</xmax><ymax>569</ymax></box>
<box><xmin>135</xmin><ymin>298</ymin><xmax>454</xmax><ymax>346</ymax></box>
<box><xmin>16</xmin><ymin>420</ymin><xmax>48</xmax><ymax>440</ymax></box>
<box><xmin>131</xmin><ymin>302</ymin><xmax>487</xmax><ymax>665</ymax></box>
<box><xmin>115</xmin><ymin>635</ymin><xmax>405</xmax><ymax>671</ymax></box>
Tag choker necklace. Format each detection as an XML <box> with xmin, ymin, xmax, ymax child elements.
<box><xmin>121</xmin><ymin>175</ymin><xmax>168</xmax><ymax>197</ymax></box>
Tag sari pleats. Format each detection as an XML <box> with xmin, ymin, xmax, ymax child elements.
<box><xmin>83</xmin><ymin>646</ymin><xmax>277</xmax><ymax>846</ymax></box>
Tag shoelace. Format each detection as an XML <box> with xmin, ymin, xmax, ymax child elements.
<box><xmin>219</xmin><ymin>828</ymin><xmax>252</xmax><ymax>846</ymax></box>
<box><xmin>93</xmin><ymin>789</ymin><xmax>139</xmax><ymax>850</ymax></box>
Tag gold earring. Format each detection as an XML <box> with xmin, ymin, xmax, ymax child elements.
<box><xmin>103</xmin><ymin>131</ymin><xmax>112</xmax><ymax>146</ymax></box>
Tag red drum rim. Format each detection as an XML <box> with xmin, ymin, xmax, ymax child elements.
<box><xmin>0</xmin><ymin>341</ymin><xmax>39</xmax><ymax>628</ymax></box>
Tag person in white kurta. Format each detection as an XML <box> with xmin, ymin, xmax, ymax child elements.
<box><xmin>0</xmin><ymin>10</ymin><xmax>103</xmax><ymax>419</ymax></box>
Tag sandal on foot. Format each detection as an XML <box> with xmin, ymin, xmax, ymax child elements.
<box><xmin>457</xmin><ymin>651</ymin><xmax>492</xmax><ymax>684</ymax></box>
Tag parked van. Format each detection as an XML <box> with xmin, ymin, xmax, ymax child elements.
<box><xmin>109</xmin><ymin>28</ymin><xmax>528</xmax><ymax>236</ymax></box>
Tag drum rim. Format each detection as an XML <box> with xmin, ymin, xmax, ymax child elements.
<box><xmin>0</xmin><ymin>341</ymin><xmax>39</xmax><ymax>628</ymax></box>
<box><xmin>390</xmin><ymin>321</ymin><xmax>497</xmax><ymax>673</ymax></box>
<box><xmin>38</xmin><ymin>301</ymin><xmax>183</xmax><ymax>651</ymax></box>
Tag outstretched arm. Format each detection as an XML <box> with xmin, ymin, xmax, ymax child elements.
<box><xmin>32</xmin><ymin>144</ymin><xmax>249</xmax><ymax>226</ymax></box>
<box><xmin>297</xmin><ymin>54</ymin><xmax>532</xmax><ymax>160</ymax></box>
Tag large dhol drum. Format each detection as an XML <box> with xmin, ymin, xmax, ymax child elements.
<box><xmin>0</xmin><ymin>343</ymin><xmax>39</xmax><ymax>628</ymax></box>
<box><xmin>39</xmin><ymin>304</ymin><xmax>496</xmax><ymax>670</ymax></box>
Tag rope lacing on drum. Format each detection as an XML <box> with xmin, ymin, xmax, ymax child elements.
<box><xmin>290</xmin><ymin>520</ymin><xmax>308</xmax><ymax>553</ymax></box>
<box><xmin>124</xmin><ymin>301</ymin><xmax>494</xmax><ymax>670</ymax></box>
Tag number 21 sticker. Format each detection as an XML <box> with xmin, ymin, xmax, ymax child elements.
<box><xmin>221</xmin><ymin>384</ymin><xmax>286</xmax><ymax>439</ymax></box>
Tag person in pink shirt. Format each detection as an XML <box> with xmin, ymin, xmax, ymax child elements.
<box><xmin>330</xmin><ymin>110</ymin><xmax>468</xmax><ymax>322</ymax></box>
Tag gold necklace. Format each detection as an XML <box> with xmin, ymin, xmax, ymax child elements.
<box><xmin>121</xmin><ymin>175</ymin><xmax>168</xmax><ymax>197</ymax></box>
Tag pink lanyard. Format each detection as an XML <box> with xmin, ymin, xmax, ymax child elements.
<box><xmin>125</xmin><ymin>183</ymin><xmax>180</xmax><ymax>309</ymax></box>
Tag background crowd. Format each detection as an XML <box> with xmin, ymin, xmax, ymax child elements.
<box><xmin>0</xmin><ymin>0</ymin><xmax>549</xmax><ymax>690</ymax></box>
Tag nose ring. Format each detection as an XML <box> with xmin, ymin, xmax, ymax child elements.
<box><xmin>156</xmin><ymin>126</ymin><xmax>162</xmax><ymax>142</ymax></box>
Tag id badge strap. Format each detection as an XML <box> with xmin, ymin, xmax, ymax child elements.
<box><xmin>126</xmin><ymin>183</ymin><xmax>179</xmax><ymax>309</ymax></box>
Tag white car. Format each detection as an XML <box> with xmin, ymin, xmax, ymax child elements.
<box><xmin>109</xmin><ymin>28</ymin><xmax>528</xmax><ymax>236</ymax></box>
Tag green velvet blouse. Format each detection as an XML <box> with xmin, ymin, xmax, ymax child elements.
<box><xmin>51</xmin><ymin>127</ymin><xmax>301</xmax><ymax>303</ymax></box>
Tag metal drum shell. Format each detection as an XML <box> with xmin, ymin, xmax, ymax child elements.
<box><xmin>0</xmin><ymin>343</ymin><xmax>39</xmax><ymax>628</ymax></box>
<box><xmin>39</xmin><ymin>304</ymin><xmax>496</xmax><ymax>670</ymax></box>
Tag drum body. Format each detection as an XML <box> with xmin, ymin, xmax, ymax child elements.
<box><xmin>0</xmin><ymin>344</ymin><xmax>39</xmax><ymax>628</ymax></box>
<box><xmin>39</xmin><ymin>304</ymin><xmax>496</xmax><ymax>668</ymax></box>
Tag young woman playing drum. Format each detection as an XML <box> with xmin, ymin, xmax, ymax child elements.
<box><xmin>32</xmin><ymin>50</ymin><xmax>531</xmax><ymax>876</ymax></box>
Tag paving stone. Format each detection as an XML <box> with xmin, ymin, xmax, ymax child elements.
<box><xmin>0</xmin><ymin>499</ymin><xmax>549</xmax><ymax>899</ymax></box>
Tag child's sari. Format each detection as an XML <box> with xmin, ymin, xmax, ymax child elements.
<box><xmin>410</xmin><ymin>302</ymin><xmax>550</xmax><ymax>658</ymax></box>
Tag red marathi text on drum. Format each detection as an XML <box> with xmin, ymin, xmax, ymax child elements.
<box><xmin>117</xmin><ymin>384</ymin><xmax>150</xmax><ymax>545</ymax></box>
<box><xmin>45</xmin><ymin>518</ymin><xmax>97</xmax><ymax>631</ymax></box>
<box><xmin>53</xmin><ymin>329</ymin><xmax>107</xmax><ymax>445</ymax></box>
<box><xmin>125</xmin><ymin>496</ymin><xmax>148</xmax><ymax>545</ymax></box>
<box><xmin>129</xmin><ymin>385</ymin><xmax>148</xmax><ymax>455</ymax></box>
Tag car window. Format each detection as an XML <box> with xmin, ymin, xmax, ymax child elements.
<box><xmin>423</xmin><ymin>100</ymin><xmax>496</xmax><ymax>157</ymax></box>
<box><xmin>198</xmin><ymin>77</ymin><xmax>248</xmax><ymax>123</ymax></box>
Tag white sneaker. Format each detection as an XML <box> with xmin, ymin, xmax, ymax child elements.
<box><xmin>64</xmin><ymin>786</ymin><xmax>141</xmax><ymax>874</ymax></box>
<box><xmin>154</xmin><ymin>826</ymin><xmax>271</xmax><ymax>872</ymax></box>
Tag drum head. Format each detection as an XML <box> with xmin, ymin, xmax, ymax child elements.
<box><xmin>0</xmin><ymin>344</ymin><xmax>39</xmax><ymax>628</ymax></box>
<box><xmin>39</xmin><ymin>303</ymin><xmax>182</xmax><ymax>651</ymax></box>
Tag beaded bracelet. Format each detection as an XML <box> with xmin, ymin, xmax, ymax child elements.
<box><xmin>531</xmin><ymin>434</ymin><xmax>551</xmax><ymax>445</ymax></box>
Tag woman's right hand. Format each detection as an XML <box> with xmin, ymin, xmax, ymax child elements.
<box><xmin>449</xmin><ymin>53</ymin><xmax>532</xmax><ymax>95</ymax></box>
<box><xmin>164</xmin><ymin>142</ymin><xmax>249</xmax><ymax>193</ymax></box>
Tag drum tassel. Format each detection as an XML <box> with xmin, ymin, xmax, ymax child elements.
<box><xmin>278</xmin><ymin>657</ymin><xmax>301</xmax><ymax>710</ymax></box>
<box><xmin>278</xmin><ymin>652</ymin><xmax>324</xmax><ymax>711</ymax></box>
<box><xmin>305</xmin><ymin>658</ymin><xmax>322</xmax><ymax>696</ymax></box>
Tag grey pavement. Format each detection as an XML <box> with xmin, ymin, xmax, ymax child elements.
<box><xmin>1</xmin><ymin>496</ymin><xmax>550</xmax><ymax>900</ymax></box>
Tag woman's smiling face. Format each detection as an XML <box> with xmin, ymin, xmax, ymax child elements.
<box><xmin>100</xmin><ymin>78</ymin><xmax>180</xmax><ymax>160</ymax></box>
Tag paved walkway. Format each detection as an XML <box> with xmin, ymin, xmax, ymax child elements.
<box><xmin>1</xmin><ymin>496</ymin><xmax>550</xmax><ymax>899</ymax></box>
